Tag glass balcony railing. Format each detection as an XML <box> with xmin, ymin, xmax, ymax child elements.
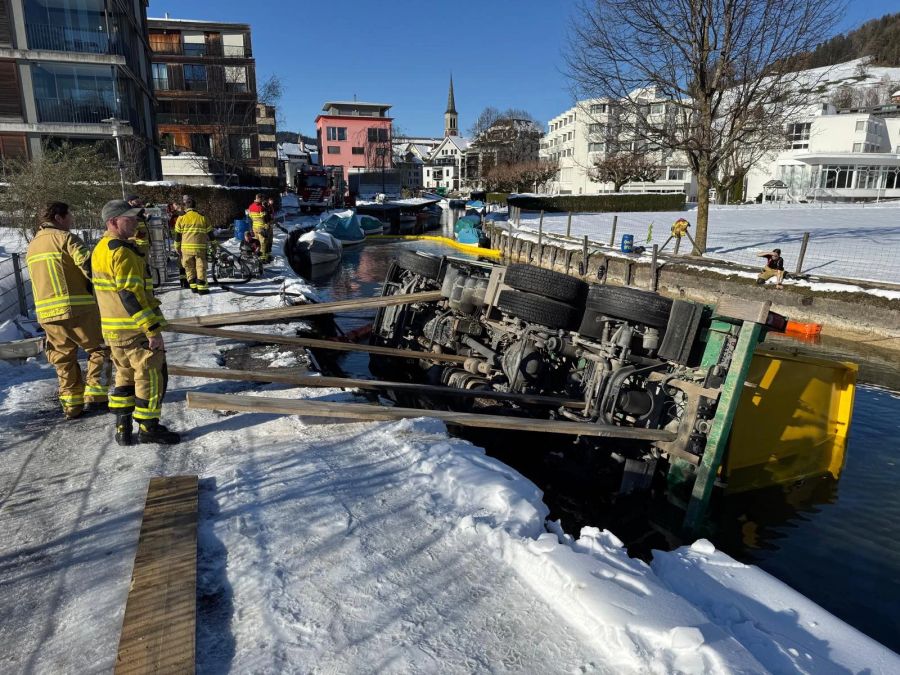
<box><xmin>149</xmin><ymin>41</ymin><xmax>251</xmax><ymax>58</ymax></box>
<box><xmin>36</xmin><ymin>97</ymin><xmax>118</xmax><ymax>125</ymax></box>
<box><xmin>26</xmin><ymin>23</ymin><xmax>112</xmax><ymax>55</ymax></box>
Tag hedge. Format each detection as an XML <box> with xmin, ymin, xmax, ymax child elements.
<box><xmin>486</xmin><ymin>192</ymin><xmax>509</xmax><ymax>204</ymax></box>
<box><xmin>506</xmin><ymin>193</ymin><xmax>685</xmax><ymax>213</ymax></box>
<box><xmin>131</xmin><ymin>184</ymin><xmax>281</xmax><ymax>228</ymax></box>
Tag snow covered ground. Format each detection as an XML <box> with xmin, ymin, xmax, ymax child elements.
<box><xmin>513</xmin><ymin>201</ymin><xmax>900</xmax><ymax>286</ymax></box>
<box><xmin>1</xmin><ymin>222</ymin><xmax>898</xmax><ymax>672</ymax></box>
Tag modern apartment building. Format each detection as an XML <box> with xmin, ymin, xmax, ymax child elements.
<box><xmin>148</xmin><ymin>16</ymin><xmax>275</xmax><ymax>186</ymax></box>
<box><xmin>0</xmin><ymin>0</ymin><xmax>159</xmax><ymax>178</ymax></box>
<box><xmin>540</xmin><ymin>101</ymin><xmax>694</xmax><ymax>197</ymax></box>
<box><xmin>314</xmin><ymin>101</ymin><xmax>394</xmax><ymax>185</ymax></box>
<box><xmin>745</xmin><ymin>100</ymin><xmax>900</xmax><ymax>202</ymax></box>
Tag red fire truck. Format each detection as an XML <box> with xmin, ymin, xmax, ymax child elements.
<box><xmin>294</xmin><ymin>165</ymin><xmax>343</xmax><ymax>213</ymax></box>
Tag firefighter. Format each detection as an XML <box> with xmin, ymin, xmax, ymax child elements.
<box><xmin>92</xmin><ymin>200</ymin><xmax>181</xmax><ymax>446</ymax></box>
<box><xmin>26</xmin><ymin>202</ymin><xmax>111</xmax><ymax>419</ymax></box>
<box><xmin>173</xmin><ymin>197</ymin><xmax>212</xmax><ymax>294</ymax></box>
<box><xmin>246</xmin><ymin>193</ymin><xmax>272</xmax><ymax>263</ymax></box>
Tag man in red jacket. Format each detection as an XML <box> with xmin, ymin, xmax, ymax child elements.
<box><xmin>246</xmin><ymin>194</ymin><xmax>272</xmax><ymax>263</ymax></box>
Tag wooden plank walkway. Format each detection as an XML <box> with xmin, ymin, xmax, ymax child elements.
<box><xmin>115</xmin><ymin>476</ymin><xmax>199</xmax><ymax>675</ymax></box>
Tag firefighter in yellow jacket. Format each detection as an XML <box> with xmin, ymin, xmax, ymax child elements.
<box><xmin>174</xmin><ymin>197</ymin><xmax>212</xmax><ymax>294</ymax></box>
<box><xmin>26</xmin><ymin>202</ymin><xmax>111</xmax><ymax>419</ymax></box>
<box><xmin>92</xmin><ymin>200</ymin><xmax>181</xmax><ymax>446</ymax></box>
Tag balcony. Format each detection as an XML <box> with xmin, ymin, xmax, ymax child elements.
<box><xmin>36</xmin><ymin>97</ymin><xmax>117</xmax><ymax>125</ymax></box>
<box><xmin>149</xmin><ymin>41</ymin><xmax>252</xmax><ymax>58</ymax></box>
<box><xmin>26</xmin><ymin>23</ymin><xmax>112</xmax><ymax>55</ymax></box>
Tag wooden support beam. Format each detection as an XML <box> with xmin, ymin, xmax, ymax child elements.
<box><xmin>187</xmin><ymin>392</ymin><xmax>677</xmax><ymax>441</ymax></box>
<box><xmin>116</xmin><ymin>476</ymin><xmax>198</xmax><ymax>675</ymax></box>
<box><xmin>169</xmin><ymin>364</ymin><xmax>585</xmax><ymax>408</ymax></box>
<box><xmin>169</xmin><ymin>291</ymin><xmax>444</xmax><ymax>328</ymax></box>
<box><xmin>164</xmin><ymin>324</ymin><xmax>470</xmax><ymax>364</ymax></box>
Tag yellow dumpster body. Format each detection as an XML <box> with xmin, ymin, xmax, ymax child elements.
<box><xmin>724</xmin><ymin>346</ymin><xmax>858</xmax><ymax>494</ymax></box>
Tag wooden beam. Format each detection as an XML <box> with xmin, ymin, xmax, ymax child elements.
<box><xmin>164</xmin><ymin>324</ymin><xmax>471</xmax><ymax>364</ymax></box>
<box><xmin>187</xmin><ymin>392</ymin><xmax>677</xmax><ymax>442</ymax></box>
<box><xmin>115</xmin><ymin>476</ymin><xmax>198</xmax><ymax>675</ymax></box>
<box><xmin>169</xmin><ymin>364</ymin><xmax>585</xmax><ymax>408</ymax></box>
<box><xmin>169</xmin><ymin>291</ymin><xmax>444</xmax><ymax>328</ymax></box>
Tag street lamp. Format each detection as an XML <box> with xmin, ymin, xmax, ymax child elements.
<box><xmin>101</xmin><ymin>117</ymin><xmax>132</xmax><ymax>199</ymax></box>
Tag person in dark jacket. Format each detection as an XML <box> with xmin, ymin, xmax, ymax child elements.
<box><xmin>756</xmin><ymin>248</ymin><xmax>785</xmax><ymax>289</ymax></box>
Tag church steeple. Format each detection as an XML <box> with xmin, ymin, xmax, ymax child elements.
<box><xmin>444</xmin><ymin>75</ymin><xmax>458</xmax><ymax>137</ymax></box>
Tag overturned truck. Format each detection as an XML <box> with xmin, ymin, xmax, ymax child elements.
<box><xmin>371</xmin><ymin>251</ymin><xmax>857</xmax><ymax>529</ymax></box>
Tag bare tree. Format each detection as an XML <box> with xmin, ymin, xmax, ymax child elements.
<box><xmin>566</xmin><ymin>0</ymin><xmax>844</xmax><ymax>254</ymax></box>
<box><xmin>589</xmin><ymin>151</ymin><xmax>661</xmax><ymax>191</ymax></box>
<box><xmin>485</xmin><ymin>158</ymin><xmax>560</xmax><ymax>193</ymax></box>
<box><xmin>0</xmin><ymin>143</ymin><xmax>119</xmax><ymax>239</ymax></box>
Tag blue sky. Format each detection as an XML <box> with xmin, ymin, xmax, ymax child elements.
<box><xmin>147</xmin><ymin>0</ymin><xmax>899</xmax><ymax>139</ymax></box>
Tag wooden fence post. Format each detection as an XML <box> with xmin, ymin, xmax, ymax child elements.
<box><xmin>650</xmin><ymin>244</ymin><xmax>659</xmax><ymax>292</ymax></box>
<box><xmin>609</xmin><ymin>215</ymin><xmax>618</xmax><ymax>247</ymax></box>
<box><xmin>795</xmin><ymin>232</ymin><xmax>810</xmax><ymax>275</ymax></box>
<box><xmin>537</xmin><ymin>211</ymin><xmax>544</xmax><ymax>264</ymax></box>
<box><xmin>566</xmin><ymin>212</ymin><xmax>573</xmax><ymax>238</ymax></box>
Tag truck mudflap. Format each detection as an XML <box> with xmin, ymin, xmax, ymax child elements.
<box><xmin>723</xmin><ymin>346</ymin><xmax>858</xmax><ymax>493</ymax></box>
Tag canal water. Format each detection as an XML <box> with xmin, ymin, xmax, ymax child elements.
<box><xmin>287</xmin><ymin>222</ymin><xmax>900</xmax><ymax>653</ymax></box>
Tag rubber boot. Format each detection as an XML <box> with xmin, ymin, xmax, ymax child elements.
<box><xmin>138</xmin><ymin>420</ymin><xmax>181</xmax><ymax>445</ymax></box>
<box><xmin>84</xmin><ymin>400</ymin><xmax>109</xmax><ymax>415</ymax></box>
<box><xmin>115</xmin><ymin>413</ymin><xmax>133</xmax><ymax>446</ymax></box>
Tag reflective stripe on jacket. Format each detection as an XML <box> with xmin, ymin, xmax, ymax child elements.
<box><xmin>247</xmin><ymin>203</ymin><xmax>268</xmax><ymax>230</ymax></box>
<box><xmin>174</xmin><ymin>209</ymin><xmax>211</xmax><ymax>253</ymax></box>
<box><xmin>26</xmin><ymin>224</ymin><xmax>96</xmax><ymax>322</ymax></box>
<box><xmin>91</xmin><ymin>233</ymin><xmax>166</xmax><ymax>345</ymax></box>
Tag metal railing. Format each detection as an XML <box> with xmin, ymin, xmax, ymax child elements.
<box><xmin>26</xmin><ymin>23</ymin><xmax>111</xmax><ymax>54</ymax></box>
<box><xmin>0</xmin><ymin>253</ymin><xmax>33</xmax><ymax>322</ymax></box>
<box><xmin>36</xmin><ymin>97</ymin><xmax>117</xmax><ymax>125</ymax></box>
<box><xmin>150</xmin><ymin>41</ymin><xmax>251</xmax><ymax>58</ymax></box>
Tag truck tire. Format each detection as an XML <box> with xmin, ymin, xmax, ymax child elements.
<box><xmin>584</xmin><ymin>285</ymin><xmax>673</xmax><ymax>329</ymax></box>
<box><xmin>497</xmin><ymin>290</ymin><xmax>580</xmax><ymax>330</ymax></box>
<box><xmin>504</xmin><ymin>264</ymin><xmax>587</xmax><ymax>304</ymax></box>
<box><xmin>397</xmin><ymin>250</ymin><xmax>441</xmax><ymax>280</ymax></box>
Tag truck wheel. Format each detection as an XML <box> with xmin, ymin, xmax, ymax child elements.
<box><xmin>497</xmin><ymin>290</ymin><xmax>580</xmax><ymax>330</ymax></box>
<box><xmin>504</xmin><ymin>264</ymin><xmax>587</xmax><ymax>304</ymax></box>
<box><xmin>397</xmin><ymin>250</ymin><xmax>442</xmax><ymax>280</ymax></box>
<box><xmin>584</xmin><ymin>285</ymin><xmax>673</xmax><ymax>329</ymax></box>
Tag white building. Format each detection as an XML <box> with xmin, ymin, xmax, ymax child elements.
<box><xmin>540</xmin><ymin>101</ymin><xmax>695</xmax><ymax>197</ymax></box>
<box><xmin>394</xmin><ymin>139</ymin><xmax>441</xmax><ymax>191</ymax></box>
<box><xmin>423</xmin><ymin>135</ymin><xmax>469</xmax><ymax>192</ymax></box>
<box><xmin>745</xmin><ymin>102</ymin><xmax>900</xmax><ymax>202</ymax></box>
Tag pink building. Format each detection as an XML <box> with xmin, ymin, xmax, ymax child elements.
<box><xmin>315</xmin><ymin>101</ymin><xmax>394</xmax><ymax>185</ymax></box>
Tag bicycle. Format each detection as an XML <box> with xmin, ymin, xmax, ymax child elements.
<box><xmin>210</xmin><ymin>242</ymin><xmax>264</xmax><ymax>285</ymax></box>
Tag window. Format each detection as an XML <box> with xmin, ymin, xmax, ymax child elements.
<box><xmin>650</xmin><ymin>103</ymin><xmax>666</xmax><ymax>115</ymax></box>
<box><xmin>258</xmin><ymin>124</ymin><xmax>275</xmax><ymax>134</ymax></box>
<box><xmin>327</xmin><ymin>127</ymin><xmax>347</xmax><ymax>141</ymax></box>
<box><xmin>367</xmin><ymin>128</ymin><xmax>389</xmax><ymax>142</ymax></box>
<box><xmin>152</xmin><ymin>63</ymin><xmax>169</xmax><ymax>91</ymax></box>
<box><xmin>191</xmin><ymin>133</ymin><xmax>211</xmax><ymax>156</ymax></box>
<box><xmin>352</xmin><ymin>146</ymin><xmax>364</xmax><ymax>155</ymax></box>
<box><xmin>589</xmin><ymin>123</ymin><xmax>603</xmax><ymax>134</ymax></box>
<box><xmin>588</xmin><ymin>142</ymin><xmax>605</xmax><ymax>153</ymax></box>
<box><xmin>327</xmin><ymin>146</ymin><xmax>341</xmax><ymax>154</ymax></box>
<box><xmin>785</xmin><ymin>122</ymin><xmax>810</xmax><ymax>149</ymax></box>
<box><xmin>667</xmin><ymin>168</ymin><xmax>686</xmax><ymax>181</ymax></box>
<box><xmin>224</xmin><ymin>66</ymin><xmax>247</xmax><ymax>93</ymax></box>
<box><xmin>229</xmin><ymin>135</ymin><xmax>251</xmax><ymax>159</ymax></box>
<box><xmin>855</xmin><ymin>120</ymin><xmax>875</xmax><ymax>134</ymax></box>
<box><xmin>590</xmin><ymin>104</ymin><xmax>607</xmax><ymax>114</ymax></box>
<box><xmin>183</xmin><ymin>64</ymin><xmax>207</xmax><ymax>91</ymax></box>
<box><xmin>259</xmin><ymin>140</ymin><xmax>277</xmax><ymax>151</ymax></box>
